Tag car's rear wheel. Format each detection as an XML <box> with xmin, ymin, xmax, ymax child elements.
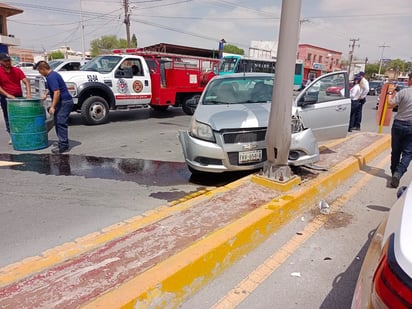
<box><xmin>182</xmin><ymin>95</ymin><xmax>200</xmax><ymax>115</ymax></box>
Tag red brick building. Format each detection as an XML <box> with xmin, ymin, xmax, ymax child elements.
<box><xmin>298</xmin><ymin>44</ymin><xmax>342</xmax><ymax>81</ymax></box>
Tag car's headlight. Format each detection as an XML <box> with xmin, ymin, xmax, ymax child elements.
<box><xmin>189</xmin><ymin>119</ymin><xmax>215</xmax><ymax>142</ymax></box>
<box><xmin>65</xmin><ymin>82</ymin><xmax>77</xmax><ymax>97</ymax></box>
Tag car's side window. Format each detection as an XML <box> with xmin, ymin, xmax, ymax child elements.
<box><xmin>301</xmin><ymin>73</ymin><xmax>347</xmax><ymax>105</ymax></box>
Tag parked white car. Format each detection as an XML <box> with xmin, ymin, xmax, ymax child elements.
<box><xmin>351</xmin><ymin>184</ymin><xmax>412</xmax><ymax>308</ymax></box>
<box><xmin>179</xmin><ymin>71</ymin><xmax>351</xmax><ymax>173</ymax></box>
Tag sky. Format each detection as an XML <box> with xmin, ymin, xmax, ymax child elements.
<box><xmin>4</xmin><ymin>0</ymin><xmax>412</xmax><ymax>63</ymax></box>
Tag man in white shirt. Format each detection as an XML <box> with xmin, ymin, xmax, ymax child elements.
<box><xmin>353</xmin><ymin>71</ymin><xmax>369</xmax><ymax>130</ymax></box>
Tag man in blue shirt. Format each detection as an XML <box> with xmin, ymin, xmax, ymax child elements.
<box><xmin>37</xmin><ymin>61</ymin><xmax>74</xmax><ymax>153</ymax></box>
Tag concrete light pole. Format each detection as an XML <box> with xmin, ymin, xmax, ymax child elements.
<box><xmin>264</xmin><ymin>0</ymin><xmax>302</xmax><ymax>181</ymax></box>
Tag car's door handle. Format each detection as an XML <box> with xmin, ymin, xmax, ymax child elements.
<box><xmin>335</xmin><ymin>105</ymin><xmax>347</xmax><ymax>112</ymax></box>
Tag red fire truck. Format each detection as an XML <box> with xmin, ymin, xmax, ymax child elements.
<box><xmin>113</xmin><ymin>48</ymin><xmax>220</xmax><ymax>115</ymax></box>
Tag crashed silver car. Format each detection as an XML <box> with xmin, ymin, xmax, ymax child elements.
<box><xmin>179</xmin><ymin>72</ymin><xmax>351</xmax><ymax>173</ymax></box>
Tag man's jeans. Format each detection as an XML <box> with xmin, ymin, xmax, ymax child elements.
<box><xmin>54</xmin><ymin>99</ymin><xmax>74</xmax><ymax>149</ymax></box>
<box><xmin>0</xmin><ymin>95</ymin><xmax>9</xmax><ymax>133</ymax></box>
<box><xmin>354</xmin><ymin>97</ymin><xmax>366</xmax><ymax>128</ymax></box>
<box><xmin>391</xmin><ymin>119</ymin><xmax>412</xmax><ymax>176</ymax></box>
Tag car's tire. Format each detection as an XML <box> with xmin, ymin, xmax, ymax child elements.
<box><xmin>188</xmin><ymin>166</ymin><xmax>202</xmax><ymax>175</ymax></box>
<box><xmin>182</xmin><ymin>95</ymin><xmax>200</xmax><ymax>115</ymax></box>
<box><xmin>80</xmin><ymin>96</ymin><xmax>109</xmax><ymax>125</ymax></box>
<box><xmin>151</xmin><ymin>105</ymin><xmax>169</xmax><ymax>111</ymax></box>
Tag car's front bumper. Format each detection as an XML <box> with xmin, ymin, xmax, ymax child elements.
<box><xmin>178</xmin><ymin>128</ymin><xmax>320</xmax><ymax>173</ymax></box>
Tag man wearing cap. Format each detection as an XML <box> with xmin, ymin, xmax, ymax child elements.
<box><xmin>0</xmin><ymin>52</ymin><xmax>32</xmax><ymax>144</ymax></box>
<box><xmin>353</xmin><ymin>71</ymin><xmax>369</xmax><ymax>130</ymax></box>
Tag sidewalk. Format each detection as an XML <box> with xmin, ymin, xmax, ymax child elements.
<box><xmin>0</xmin><ymin>132</ymin><xmax>390</xmax><ymax>308</ymax></box>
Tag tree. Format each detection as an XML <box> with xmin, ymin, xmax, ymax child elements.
<box><xmin>365</xmin><ymin>63</ymin><xmax>380</xmax><ymax>77</ymax></box>
<box><xmin>223</xmin><ymin>44</ymin><xmax>244</xmax><ymax>55</ymax></box>
<box><xmin>90</xmin><ymin>35</ymin><xmax>129</xmax><ymax>56</ymax></box>
<box><xmin>48</xmin><ymin>51</ymin><xmax>65</xmax><ymax>60</ymax></box>
<box><xmin>131</xmin><ymin>34</ymin><xmax>138</xmax><ymax>48</ymax></box>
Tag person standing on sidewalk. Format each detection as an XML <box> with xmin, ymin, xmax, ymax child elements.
<box><xmin>353</xmin><ymin>71</ymin><xmax>369</xmax><ymax>130</ymax></box>
<box><xmin>36</xmin><ymin>61</ymin><xmax>73</xmax><ymax>154</ymax></box>
<box><xmin>388</xmin><ymin>74</ymin><xmax>412</xmax><ymax>188</ymax></box>
<box><xmin>0</xmin><ymin>52</ymin><xmax>32</xmax><ymax>144</ymax></box>
<box><xmin>349</xmin><ymin>76</ymin><xmax>362</xmax><ymax>132</ymax></box>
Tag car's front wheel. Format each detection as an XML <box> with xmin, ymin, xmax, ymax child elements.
<box><xmin>81</xmin><ymin>96</ymin><xmax>109</xmax><ymax>125</ymax></box>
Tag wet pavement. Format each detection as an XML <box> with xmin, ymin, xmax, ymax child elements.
<box><xmin>0</xmin><ymin>153</ymin><xmax>254</xmax><ymax>189</ymax></box>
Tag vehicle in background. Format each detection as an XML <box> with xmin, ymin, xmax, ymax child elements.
<box><xmin>351</xmin><ymin>183</ymin><xmax>412</xmax><ymax>309</ymax></box>
<box><xmin>179</xmin><ymin>71</ymin><xmax>351</xmax><ymax>174</ymax></box>
<box><xmin>369</xmin><ymin>80</ymin><xmax>383</xmax><ymax>96</ymax></box>
<box><xmin>28</xmin><ymin>51</ymin><xmax>220</xmax><ymax>124</ymax></box>
<box><xmin>16</xmin><ymin>62</ymin><xmax>35</xmax><ymax>69</ymax></box>
<box><xmin>48</xmin><ymin>59</ymin><xmax>88</xmax><ymax>71</ymax></box>
<box><xmin>218</xmin><ymin>55</ymin><xmax>304</xmax><ymax>90</ymax></box>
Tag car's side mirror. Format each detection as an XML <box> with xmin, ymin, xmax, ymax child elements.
<box><xmin>298</xmin><ymin>93</ymin><xmax>318</xmax><ymax>107</ymax></box>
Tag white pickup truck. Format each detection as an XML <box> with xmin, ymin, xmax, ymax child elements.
<box><xmin>29</xmin><ymin>54</ymin><xmax>152</xmax><ymax>125</ymax></box>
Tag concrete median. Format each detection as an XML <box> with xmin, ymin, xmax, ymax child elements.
<box><xmin>0</xmin><ymin>132</ymin><xmax>390</xmax><ymax>308</ymax></box>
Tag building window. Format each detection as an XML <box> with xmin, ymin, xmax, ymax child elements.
<box><xmin>307</xmin><ymin>53</ymin><xmax>312</xmax><ymax>61</ymax></box>
<box><xmin>319</xmin><ymin>55</ymin><xmax>323</xmax><ymax>63</ymax></box>
<box><xmin>313</xmin><ymin>55</ymin><xmax>317</xmax><ymax>62</ymax></box>
<box><xmin>335</xmin><ymin>59</ymin><xmax>339</xmax><ymax>65</ymax></box>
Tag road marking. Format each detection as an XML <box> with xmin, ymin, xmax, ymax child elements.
<box><xmin>210</xmin><ymin>154</ymin><xmax>390</xmax><ymax>309</ymax></box>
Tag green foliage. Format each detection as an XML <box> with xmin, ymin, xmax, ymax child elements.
<box><xmin>48</xmin><ymin>51</ymin><xmax>65</xmax><ymax>60</ymax></box>
<box><xmin>90</xmin><ymin>35</ymin><xmax>129</xmax><ymax>56</ymax></box>
<box><xmin>389</xmin><ymin>59</ymin><xmax>405</xmax><ymax>72</ymax></box>
<box><xmin>223</xmin><ymin>44</ymin><xmax>244</xmax><ymax>55</ymax></box>
<box><xmin>365</xmin><ymin>63</ymin><xmax>380</xmax><ymax>77</ymax></box>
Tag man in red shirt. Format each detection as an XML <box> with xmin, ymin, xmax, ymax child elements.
<box><xmin>0</xmin><ymin>52</ymin><xmax>32</xmax><ymax>144</ymax></box>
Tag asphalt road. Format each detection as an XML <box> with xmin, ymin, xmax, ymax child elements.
<box><xmin>0</xmin><ymin>95</ymin><xmax>393</xmax><ymax>272</ymax></box>
<box><xmin>0</xmin><ymin>106</ymin><xmax>246</xmax><ymax>267</ymax></box>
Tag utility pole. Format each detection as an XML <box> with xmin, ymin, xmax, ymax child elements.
<box><xmin>378</xmin><ymin>43</ymin><xmax>390</xmax><ymax>76</ymax></box>
<box><xmin>347</xmin><ymin>38</ymin><xmax>360</xmax><ymax>79</ymax></box>
<box><xmin>264</xmin><ymin>0</ymin><xmax>302</xmax><ymax>181</ymax></box>
<box><xmin>123</xmin><ymin>0</ymin><xmax>131</xmax><ymax>48</ymax></box>
<box><xmin>79</xmin><ymin>0</ymin><xmax>86</xmax><ymax>60</ymax></box>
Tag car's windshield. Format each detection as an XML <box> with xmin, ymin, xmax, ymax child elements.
<box><xmin>80</xmin><ymin>55</ymin><xmax>122</xmax><ymax>73</ymax></box>
<box><xmin>203</xmin><ymin>76</ymin><xmax>274</xmax><ymax>104</ymax></box>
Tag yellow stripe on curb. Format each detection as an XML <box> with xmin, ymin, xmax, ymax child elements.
<box><xmin>82</xmin><ymin>134</ymin><xmax>391</xmax><ymax>308</ymax></box>
<box><xmin>212</xmin><ymin>154</ymin><xmax>391</xmax><ymax>308</ymax></box>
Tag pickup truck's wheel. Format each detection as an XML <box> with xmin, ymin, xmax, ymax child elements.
<box><xmin>182</xmin><ymin>94</ymin><xmax>200</xmax><ymax>115</ymax></box>
<box><xmin>81</xmin><ymin>96</ymin><xmax>109</xmax><ymax>125</ymax></box>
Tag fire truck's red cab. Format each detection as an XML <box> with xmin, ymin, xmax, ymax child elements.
<box><xmin>112</xmin><ymin>49</ymin><xmax>219</xmax><ymax>115</ymax></box>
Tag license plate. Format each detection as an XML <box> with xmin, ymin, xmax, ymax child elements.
<box><xmin>239</xmin><ymin>150</ymin><xmax>263</xmax><ymax>164</ymax></box>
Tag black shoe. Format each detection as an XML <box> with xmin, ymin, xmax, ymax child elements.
<box><xmin>348</xmin><ymin>128</ymin><xmax>352</xmax><ymax>132</ymax></box>
<box><xmin>51</xmin><ymin>146</ymin><xmax>69</xmax><ymax>154</ymax></box>
<box><xmin>352</xmin><ymin>127</ymin><xmax>360</xmax><ymax>131</ymax></box>
<box><xmin>391</xmin><ymin>173</ymin><xmax>401</xmax><ymax>188</ymax></box>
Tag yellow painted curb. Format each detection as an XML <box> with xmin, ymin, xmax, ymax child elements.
<box><xmin>82</xmin><ymin>134</ymin><xmax>391</xmax><ymax>308</ymax></box>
